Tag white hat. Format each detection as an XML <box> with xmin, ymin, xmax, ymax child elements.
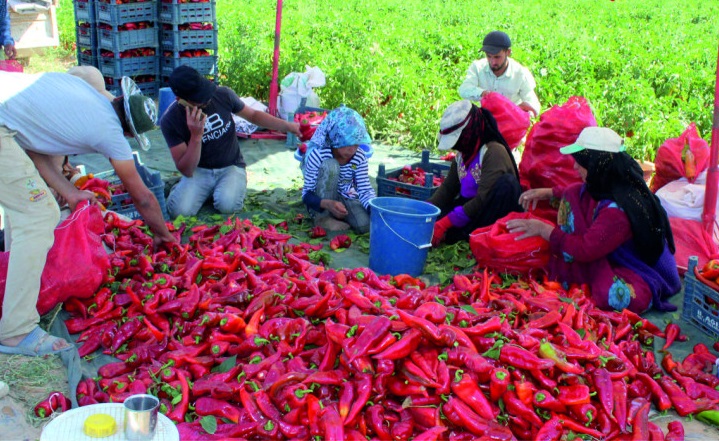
<box><xmin>437</xmin><ymin>100</ymin><xmax>474</xmax><ymax>151</ymax></box>
<box><xmin>560</xmin><ymin>127</ymin><xmax>625</xmax><ymax>154</ymax></box>
<box><xmin>121</xmin><ymin>77</ymin><xmax>157</xmax><ymax>151</ymax></box>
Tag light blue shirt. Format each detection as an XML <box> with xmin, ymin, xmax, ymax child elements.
<box><xmin>0</xmin><ymin>72</ymin><xmax>133</xmax><ymax>160</ymax></box>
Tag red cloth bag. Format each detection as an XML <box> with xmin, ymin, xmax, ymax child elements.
<box><xmin>651</xmin><ymin>123</ymin><xmax>709</xmax><ymax>192</ymax></box>
<box><xmin>0</xmin><ymin>203</ymin><xmax>109</xmax><ymax>317</ymax></box>
<box><xmin>0</xmin><ymin>60</ymin><xmax>23</xmax><ymax>73</ymax></box>
<box><xmin>480</xmin><ymin>92</ymin><xmax>531</xmax><ymax>149</ymax></box>
<box><xmin>469</xmin><ymin>212</ymin><xmax>555</xmax><ymax>275</ymax></box>
<box><xmin>518</xmin><ymin>96</ymin><xmax>595</xmax><ymax>222</ymax></box>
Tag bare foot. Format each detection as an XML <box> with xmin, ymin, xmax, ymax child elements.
<box><xmin>316</xmin><ymin>216</ymin><xmax>350</xmax><ymax>231</ymax></box>
<box><xmin>1</xmin><ymin>332</ymin><xmax>70</xmax><ymax>351</ymax></box>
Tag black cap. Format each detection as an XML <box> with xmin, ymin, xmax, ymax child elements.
<box><xmin>168</xmin><ymin>65</ymin><xmax>217</xmax><ymax>104</ymax></box>
<box><xmin>481</xmin><ymin>31</ymin><xmax>511</xmax><ymax>54</ymax></box>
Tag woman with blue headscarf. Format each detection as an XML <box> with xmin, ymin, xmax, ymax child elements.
<box><xmin>301</xmin><ymin>106</ymin><xmax>375</xmax><ymax>233</ymax></box>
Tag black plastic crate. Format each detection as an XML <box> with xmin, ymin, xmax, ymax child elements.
<box><xmin>73</xmin><ymin>0</ymin><xmax>95</xmax><ymax>22</ymax></box>
<box><xmin>98</xmin><ymin>26</ymin><xmax>158</xmax><ymax>52</ymax></box>
<box><xmin>76</xmin><ymin>46</ymin><xmax>98</xmax><ymax>68</ymax></box>
<box><xmin>100</xmin><ymin>55</ymin><xmax>158</xmax><ymax>78</ymax></box>
<box><xmin>682</xmin><ymin>256</ymin><xmax>719</xmax><ymax>340</ymax></box>
<box><xmin>159</xmin><ymin>1</ymin><xmax>215</xmax><ymax>24</ymax></box>
<box><xmin>96</xmin><ymin>2</ymin><xmax>156</xmax><ymax>25</ymax></box>
<box><xmin>94</xmin><ymin>153</ymin><xmax>168</xmax><ymax>220</ymax></box>
<box><xmin>376</xmin><ymin>150</ymin><xmax>450</xmax><ymax>200</ymax></box>
<box><xmin>161</xmin><ymin>27</ymin><xmax>217</xmax><ymax>51</ymax></box>
<box><xmin>105</xmin><ymin>76</ymin><xmax>159</xmax><ymax>98</ymax></box>
<box><xmin>160</xmin><ymin>54</ymin><xmax>216</xmax><ymax>77</ymax></box>
<box><xmin>75</xmin><ymin>22</ymin><xmax>97</xmax><ymax>48</ymax></box>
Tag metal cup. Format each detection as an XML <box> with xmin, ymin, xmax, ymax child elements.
<box><xmin>124</xmin><ymin>394</ymin><xmax>159</xmax><ymax>441</ymax></box>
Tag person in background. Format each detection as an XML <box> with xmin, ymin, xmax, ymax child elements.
<box><xmin>160</xmin><ymin>66</ymin><xmax>302</xmax><ymax>218</ymax></box>
<box><xmin>429</xmin><ymin>100</ymin><xmax>523</xmax><ymax>246</ymax></box>
<box><xmin>0</xmin><ymin>71</ymin><xmax>177</xmax><ymax>356</ymax></box>
<box><xmin>506</xmin><ymin>127</ymin><xmax>681</xmax><ymax>313</ymax></box>
<box><xmin>301</xmin><ymin>106</ymin><xmax>375</xmax><ymax>233</ymax></box>
<box><xmin>458</xmin><ymin>31</ymin><xmax>540</xmax><ymax>117</ymax></box>
<box><xmin>0</xmin><ymin>0</ymin><xmax>16</xmax><ymax>60</ymax></box>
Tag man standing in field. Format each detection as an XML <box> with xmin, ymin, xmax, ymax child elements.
<box><xmin>459</xmin><ymin>31</ymin><xmax>540</xmax><ymax>117</ymax></box>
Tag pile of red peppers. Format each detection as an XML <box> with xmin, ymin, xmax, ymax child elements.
<box><xmin>64</xmin><ymin>213</ymin><xmax>715</xmax><ymax>440</ymax></box>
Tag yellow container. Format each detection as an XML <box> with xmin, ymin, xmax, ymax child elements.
<box><xmin>83</xmin><ymin>414</ymin><xmax>116</xmax><ymax>438</ymax></box>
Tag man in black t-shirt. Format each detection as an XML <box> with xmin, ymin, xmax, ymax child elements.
<box><xmin>160</xmin><ymin>66</ymin><xmax>301</xmax><ymax>217</ymax></box>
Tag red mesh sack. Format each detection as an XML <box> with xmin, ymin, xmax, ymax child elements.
<box><xmin>480</xmin><ymin>92</ymin><xmax>531</xmax><ymax>149</ymax></box>
<box><xmin>469</xmin><ymin>211</ymin><xmax>555</xmax><ymax>274</ymax></box>
<box><xmin>0</xmin><ymin>203</ymin><xmax>109</xmax><ymax>317</ymax></box>
<box><xmin>519</xmin><ymin>96</ymin><xmax>595</xmax><ymax>191</ymax></box>
<box><xmin>0</xmin><ymin>60</ymin><xmax>23</xmax><ymax>73</ymax></box>
<box><xmin>651</xmin><ymin>123</ymin><xmax>709</xmax><ymax>192</ymax></box>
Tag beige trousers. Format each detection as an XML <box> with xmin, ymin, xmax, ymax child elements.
<box><xmin>0</xmin><ymin>126</ymin><xmax>59</xmax><ymax>340</ymax></box>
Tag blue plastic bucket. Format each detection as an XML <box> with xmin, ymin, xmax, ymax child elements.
<box><xmin>157</xmin><ymin>87</ymin><xmax>176</xmax><ymax>123</ymax></box>
<box><xmin>368</xmin><ymin>197</ymin><xmax>440</xmax><ymax>276</ymax></box>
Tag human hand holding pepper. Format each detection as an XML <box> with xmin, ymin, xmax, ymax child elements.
<box><xmin>431</xmin><ymin>216</ymin><xmax>452</xmax><ymax>247</ymax></box>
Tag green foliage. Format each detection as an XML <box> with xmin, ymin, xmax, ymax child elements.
<box><xmin>215</xmin><ymin>0</ymin><xmax>718</xmax><ymax>160</ymax></box>
<box><xmin>55</xmin><ymin>0</ymin><xmax>719</xmax><ymax>159</ymax></box>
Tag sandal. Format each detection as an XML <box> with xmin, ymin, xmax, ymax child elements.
<box><xmin>0</xmin><ymin>326</ymin><xmax>74</xmax><ymax>357</ymax></box>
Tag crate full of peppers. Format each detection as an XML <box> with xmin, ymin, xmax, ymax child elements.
<box><xmin>90</xmin><ymin>153</ymin><xmax>169</xmax><ymax>220</ymax></box>
<box><xmin>376</xmin><ymin>149</ymin><xmax>449</xmax><ymax>200</ymax></box>
<box><xmin>683</xmin><ymin>255</ymin><xmax>719</xmax><ymax>339</ymax></box>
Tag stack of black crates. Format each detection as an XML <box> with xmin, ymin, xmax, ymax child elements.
<box><xmin>158</xmin><ymin>0</ymin><xmax>217</xmax><ymax>86</ymax></box>
<box><xmin>73</xmin><ymin>0</ymin><xmax>97</xmax><ymax>69</ymax></box>
<box><xmin>73</xmin><ymin>0</ymin><xmax>217</xmax><ymax>98</ymax></box>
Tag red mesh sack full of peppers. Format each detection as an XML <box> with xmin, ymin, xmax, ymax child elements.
<box><xmin>480</xmin><ymin>91</ymin><xmax>531</xmax><ymax>150</ymax></box>
<box><xmin>0</xmin><ymin>202</ymin><xmax>110</xmax><ymax>317</ymax></box>
<box><xmin>650</xmin><ymin>123</ymin><xmax>709</xmax><ymax>192</ymax></box>
<box><xmin>469</xmin><ymin>211</ymin><xmax>555</xmax><ymax>275</ymax></box>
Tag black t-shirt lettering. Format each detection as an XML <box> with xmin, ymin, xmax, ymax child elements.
<box><xmin>160</xmin><ymin>86</ymin><xmax>247</xmax><ymax>169</ymax></box>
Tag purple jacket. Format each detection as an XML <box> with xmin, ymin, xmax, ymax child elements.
<box><xmin>548</xmin><ymin>183</ymin><xmax>680</xmax><ymax>313</ymax></box>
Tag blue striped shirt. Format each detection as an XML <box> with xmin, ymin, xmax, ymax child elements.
<box><xmin>1</xmin><ymin>1</ymin><xmax>13</xmax><ymax>47</ymax></box>
<box><xmin>302</xmin><ymin>147</ymin><xmax>375</xmax><ymax>211</ymax></box>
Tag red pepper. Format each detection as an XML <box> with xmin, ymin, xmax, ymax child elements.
<box><xmin>538</xmin><ymin>339</ymin><xmax>583</xmax><ymax>374</ymax></box>
<box><xmin>344</xmin><ymin>374</ymin><xmax>372</xmax><ymax>425</ymax></box>
<box><xmin>329</xmin><ymin>234</ymin><xmax>352</xmax><ymax>251</ymax></box>
<box><xmin>451</xmin><ymin>370</ymin><xmax>495</xmax><ymax>420</ymax></box>
<box><xmin>662</xmin><ymin>322</ymin><xmax>681</xmax><ymax>351</ymax></box>
<box><xmin>591</xmin><ymin>367</ymin><xmax>614</xmax><ymax>417</ymax></box>
<box><xmin>503</xmin><ymin>389</ymin><xmax>543</xmax><ymax>428</ymax></box>
<box><xmin>700</xmin><ymin>259</ymin><xmax>719</xmax><ymax>279</ymax></box>
<box><xmin>320</xmin><ymin>404</ymin><xmax>345</xmax><ymax>441</ymax></box>
<box><xmin>442</xmin><ymin>396</ymin><xmax>490</xmax><ymax>436</ymax></box>
<box><xmin>658</xmin><ymin>376</ymin><xmax>698</xmax><ymax>416</ymax></box>
<box><xmin>631</xmin><ymin>400</ymin><xmax>651</xmax><ymax>441</ymax></box>
<box><xmin>372</xmin><ymin>328</ymin><xmax>421</xmax><ymax>360</ymax></box>
<box><xmin>499</xmin><ymin>344</ymin><xmax>554</xmax><ymax>371</ymax></box>
<box><xmin>98</xmin><ymin>361</ymin><xmax>132</xmax><ymax>379</ymax></box>
<box><xmin>34</xmin><ymin>391</ymin><xmax>71</xmax><ymax>418</ymax></box>
<box><xmin>165</xmin><ymin>370</ymin><xmax>189</xmax><ymax>423</ymax></box>
<box><xmin>347</xmin><ymin>316</ymin><xmax>391</xmax><ymax>361</ymax></box>
<box><xmin>533</xmin><ymin>390</ymin><xmax>567</xmax><ymax>413</ymax></box>
<box><xmin>557</xmin><ymin>384</ymin><xmax>591</xmax><ymax>406</ymax></box>
<box><xmin>534</xmin><ymin>415</ymin><xmax>563</xmax><ymax>441</ymax></box>
<box><xmin>489</xmin><ymin>367</ymin><xmax>510</xmax><ymax>402</ymax></box>
<box><xmin>412</xmin><ymin>427</ymin><xmax>448</xmax><ymax>441</ymax></box>
<box><xmin>309</xmin><ymin>225</ymin><xmax>327</xmax><ymax>238</ymax></box>
<box><xmin>636</xmin><ymin>372</ymin><xmax>672</xmax><ymax>411</ymax></box>
<box><xmin>665</xmin><ymin>421</ymin><xmax>684</xmax><ymax>441</ymax></box>
<box><xmin>366</xmin><ymin>404</ymin><xmax>392</xmax><ymax>441</ymax></box>
<box><xmin>569</xmin><ymin>402</ymin><xmax>597</xmax><ymax>425</ymax></box>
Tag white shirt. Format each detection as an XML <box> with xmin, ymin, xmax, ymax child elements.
<box><xmin>0</xmin><ymin>72</ymin><xmax>133</xmax><ymax>160</ymax></box>
<box><xmin>458</xmin><ymin>57</ymin><xmax>541</xmax><ymax>116</ymax></box>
